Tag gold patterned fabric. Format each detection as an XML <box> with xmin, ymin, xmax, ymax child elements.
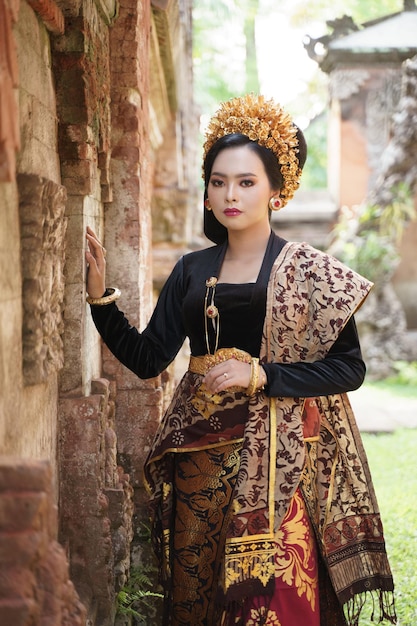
<box><xmin>170</xmin><ymin>443</ymin><xmax>242</xmax><ymax>625</ymax></box>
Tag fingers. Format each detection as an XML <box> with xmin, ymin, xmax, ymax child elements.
<box><xmin>203</xmin><ymin>359</ymin><xmax>251</xmax><ymax>393</ymax></box>
<box><xmin>85</xmin><ymin>230</ymin><xmax>107</xmax><ymax>285</ymax></box>
<box><xmin>86</xmin><ymin>227</ymin><xmax>106</xmax><ymax>262</ymax></box>
<box><xmin>85</xmin><ymin>227</ymin><xmax>106</xmax><ymax>298</ymax></box>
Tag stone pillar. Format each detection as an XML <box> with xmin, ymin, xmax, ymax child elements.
<box><xmin>59</xmin><ymin>379</ymin><xmax>134</xmax><ymax>625</ymax></box>
<box><xmin>52</xmin><ymin>1</ymin><xmax>114</xmax><ymax>395</ymax></box>
<box><xmin>106</xmin><ymin>0</ymin><xmax>160</xmax><ymax>514</ymax></box>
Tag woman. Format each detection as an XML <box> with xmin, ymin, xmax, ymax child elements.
<box><xmin>86</xmin><ymin>95</ymin><xmax>396</xmax><ymax>626</ymax></box>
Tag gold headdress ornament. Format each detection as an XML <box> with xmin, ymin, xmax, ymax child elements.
<box><xmin>203</xmin><ymin>94</ymin><xmax>302</xmax><ymax>207</ymax></box>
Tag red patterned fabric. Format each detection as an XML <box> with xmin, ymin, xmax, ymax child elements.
<box><xmin>222</xmin><ymin>489</ymin><xmax>320</xmax><ymax>626</ymax></box>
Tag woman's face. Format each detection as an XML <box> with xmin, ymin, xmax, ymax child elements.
<box><xmin>207</xmin><ymin>145</ymin><xmax>278</xmax><ymax>236</ymax></box>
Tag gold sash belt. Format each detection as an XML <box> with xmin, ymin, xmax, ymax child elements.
<box><xmin>189</xmin><ymin>347</ymin><xmax>252</xmax><ymax>375</ymax></box>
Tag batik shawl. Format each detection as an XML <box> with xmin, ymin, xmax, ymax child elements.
<box><xmin>144</xmin><ymin>241</ymin><xmax>396</xmax><ymax>625</ymax></box>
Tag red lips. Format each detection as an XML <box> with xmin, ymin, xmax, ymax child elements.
<box><xmin>224</xmin><ymin>208</ymin><xmax>242</xmax><ymax>216</ymax></box>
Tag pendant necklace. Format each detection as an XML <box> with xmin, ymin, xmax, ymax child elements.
<box><xmin>204</xmin><ymin>276</ymin><xmax>219</xmax><ymax>354</ymax></box>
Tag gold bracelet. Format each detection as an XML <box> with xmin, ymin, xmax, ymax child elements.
<box><xmin>86</xmin><ymin>287</ymin><xmax>121</xmax><ymax>306</ymax></box>
<box><xmin>258</xmin><ymin>366</ymin><xmax>267</xmax><ymax>390</ymax></box>
<box><xmin>246</xmin><ymin>357</ymin><xmax>259</xmax><ymax>396</ymax></box>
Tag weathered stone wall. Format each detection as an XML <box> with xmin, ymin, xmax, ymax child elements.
<box><xmin>151</xmin><ymin>0</ymin><xmax>201</xmax><ymax>293</ymax></box>
<box><xmin>59</xmin><ymin>379</ymin><xmax>133</xmax><ymax>625</ymax></box>
<box><xmin>0</xmin><ymin>0</ymin><xmax>20</xmax><ymax>182</ymax></box>
<box><xmin>393</xmin><ymin>214</ymin><xmax>417</xmax><ymax>327</ymax></box>
<box><xmin>0</xmin><ymin>458</ymin><xmax>86</xmax><ymax>625</ymax></box>
<box><xmin>0</xmin><ymin>0</ymin><xmax>65</xmax><ymax>467</ymax></box>
<box><xmin>0</xmin><ymin>182</ymin><xmax>21</xmax><ymax>455</ymax></box>
<box><xmin>52</xmin><ymin>0</ymin><xmax>115</xmax><ymax>396</ymax></box>
<box><xmin>0</xmin><ymin>0</ymin><xmax>196</xmax><ymax>622</ymax></box>
<box><xmin>1</xmin><ymin>0</ymin><xmax>88</xmax><ymax>620</ymax></box>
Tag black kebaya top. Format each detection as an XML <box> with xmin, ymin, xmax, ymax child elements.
<box><xmin>91</xmin><ymin>231</ymin><xmax>365</xmax><ymax>398</ymax></box>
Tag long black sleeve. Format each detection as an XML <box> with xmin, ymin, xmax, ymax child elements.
<box><xmin>262</xmin><ymin>318</ymin><xmax>365</xmax><ymax>398</ymax></box>
<box><xmin>90</xmin><ymin>259</ymin><xmax>187</xmax><ymax>378</ymax></box>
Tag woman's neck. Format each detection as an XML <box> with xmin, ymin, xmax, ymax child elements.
<box><xmin>225</xmin><ymin>225</ymin><xmax>271</xmax><ymax>261</ymax></box>
<box><xmin>218</xmin><ymin>226</ymin><xmax>272</xmax><ymax>283</ymax></box>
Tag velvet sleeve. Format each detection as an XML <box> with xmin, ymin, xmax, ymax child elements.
<box><xmin>90</xmin><ymin>258</ymin><xmax>187</xmax><ymax>378</ymax></box>
<box><xmin>262</xmin><ymin>317</ymin><xmax>365</xmax><ymax>398</ymax></box>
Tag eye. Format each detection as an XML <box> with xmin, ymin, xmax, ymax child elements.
<box><xmin>210</xmin><ymin>178</ymin><xmax>224</xmax><ymax>187</ymax></box>
<box><xmin>241</xmin><ymin>179</ymin><xmax>254</xmax><ymax>187</ymax></box>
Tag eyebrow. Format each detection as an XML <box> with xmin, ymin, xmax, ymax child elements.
<box><xmin>210</xmin><ymin>171</ymin><xmax>258</xmax><ymax>178</ymax></box>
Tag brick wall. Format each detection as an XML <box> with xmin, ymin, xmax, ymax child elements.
<box><xmin>0</xmin><ymin>458</ymin><xmax>86</xmax><ymax>625</ymax></box>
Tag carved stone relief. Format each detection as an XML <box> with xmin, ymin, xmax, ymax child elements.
<box><xmin>18</xmin><ymin>174</ymin><xmax>67</xmax><ymax>385</ymax></box>
<box><xmin>366</xmin><ymin>70</ymin><xmax>402</xmax><ymax>188</ymax></box>
<box><xmin>329</xmin><ymin>68</ymin><xmax>370</xmax><ymax>101</ymax></box>
<box><xmin>369</xmin><ymin>56</ymin><xmax>417</xmax><ymax>207</ymax></box>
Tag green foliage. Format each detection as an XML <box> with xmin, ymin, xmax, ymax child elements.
<box><xmin>117</xmin><ymin>565</ymin><xmax>163</xmax><ymax>621</ymax></box>
<box><xmin>377</xmin><ymin>183</ymin><xmax>417</xmax><ymax>245</ymax></box>
<box><xmin>116</xmin><ymin>523</ymin><xmax>163</xmax><ymax>622</ymax></box>
<box><xmin>300</xmin><ymin>113</ymin><xmax>328</xmax><ymax>189</ymax></box>
<box><xmin>365</xmin><ymin>362</ymin><xmax>417</xmax><ymax>398</ymax></box>
<box><xmin>339</xmin><ymin>230</ymin><xmax>398</xmax><ymax>284</ymax></box>
<box><xmin>287</xmin><ymin>0</ymin><xmax>403</xmax><ymax>28</ymax></box>
<box><xmin>361</xmin><ymin>428</ymin><xmax>417</xmax><ymax>626</ymax></box>
<box><xmin>193</xmin><ymin>0</ymin><xmax>263</xmax><ymax>113</ymax></box>
<box><xmin>192</xmin><ymin>0</ymin><xmax>247</xmax><ymax>113</ymax></box>
<box><xmin>384</xmin><ymin>361</ymin><xmax>417</xmax><ymax>386</ymax></box>
<box><xmin>333</xmin><ymin>183</ymin><xmax>415</xmax><ymax>282</ymax></box>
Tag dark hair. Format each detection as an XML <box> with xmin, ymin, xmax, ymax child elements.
<box><xmin>204</xmin><ymin>133</ymin><xmax>283</xmax><ymax>194</ymax></box>
<box><xmin>203</xmin><ymin>130</ymin><xmax>307</xmax><ymax>244</ymax></box>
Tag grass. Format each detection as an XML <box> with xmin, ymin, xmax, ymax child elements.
<box><xmin>359</xmin><ymin>428</ymin><xmax>417</xmax><ymax>626</ymax></box>
<box><xmin>365</xmin><ymin>362</ymin><xmax>417</xmax><ymax>399</ymax></box>
<box><xmin>364</xmin><ymin>380</ymin><xmax>417</xmax><ymax>399</ymax></box>
<box><xmin>346</xmin><ymin>365</ymin><xmax>417</xmax><ymax>624</ymax></box>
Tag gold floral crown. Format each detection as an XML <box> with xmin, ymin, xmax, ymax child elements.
<box><xmin>203</xmin><ymin>94</ymin><xmax>302</xmax><ymax>207</ymax></box>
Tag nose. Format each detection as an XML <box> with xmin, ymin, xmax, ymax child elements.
<box><xmin>225</xmin><ymin>183</ymin><xmax>238</xmax><ymax>203</ymax></box>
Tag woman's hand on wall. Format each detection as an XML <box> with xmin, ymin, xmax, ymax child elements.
<box><xmin>85</xmin><ymin>226</ymin><xmax>106</xmax><ymax>298</ymax></box>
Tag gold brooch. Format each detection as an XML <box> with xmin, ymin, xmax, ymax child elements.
<box><xmin>206</xmin><ymin>304</ymin><xmax>218</xmax><ymax>319</ymax></box>
<box><xmin>206</xmin><ymin>276</ymin><xmax>218</xmax><ymax>288</ymax></box>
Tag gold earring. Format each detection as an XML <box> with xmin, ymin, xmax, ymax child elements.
<box><xmin>205</xmin><ymin>199</ymin><xmax>212</xmax><ymax>211</ymax></box>
<box><xmin>269</xmin><ymin>196</ymin><xmax>282</xmax><ymax>211</ymax></box>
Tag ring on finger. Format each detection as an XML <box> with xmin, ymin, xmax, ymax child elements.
<box><xmin>223</xmin><ymin>372</ymin><xmax>228</xmax><ymax>379</ymax></box>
